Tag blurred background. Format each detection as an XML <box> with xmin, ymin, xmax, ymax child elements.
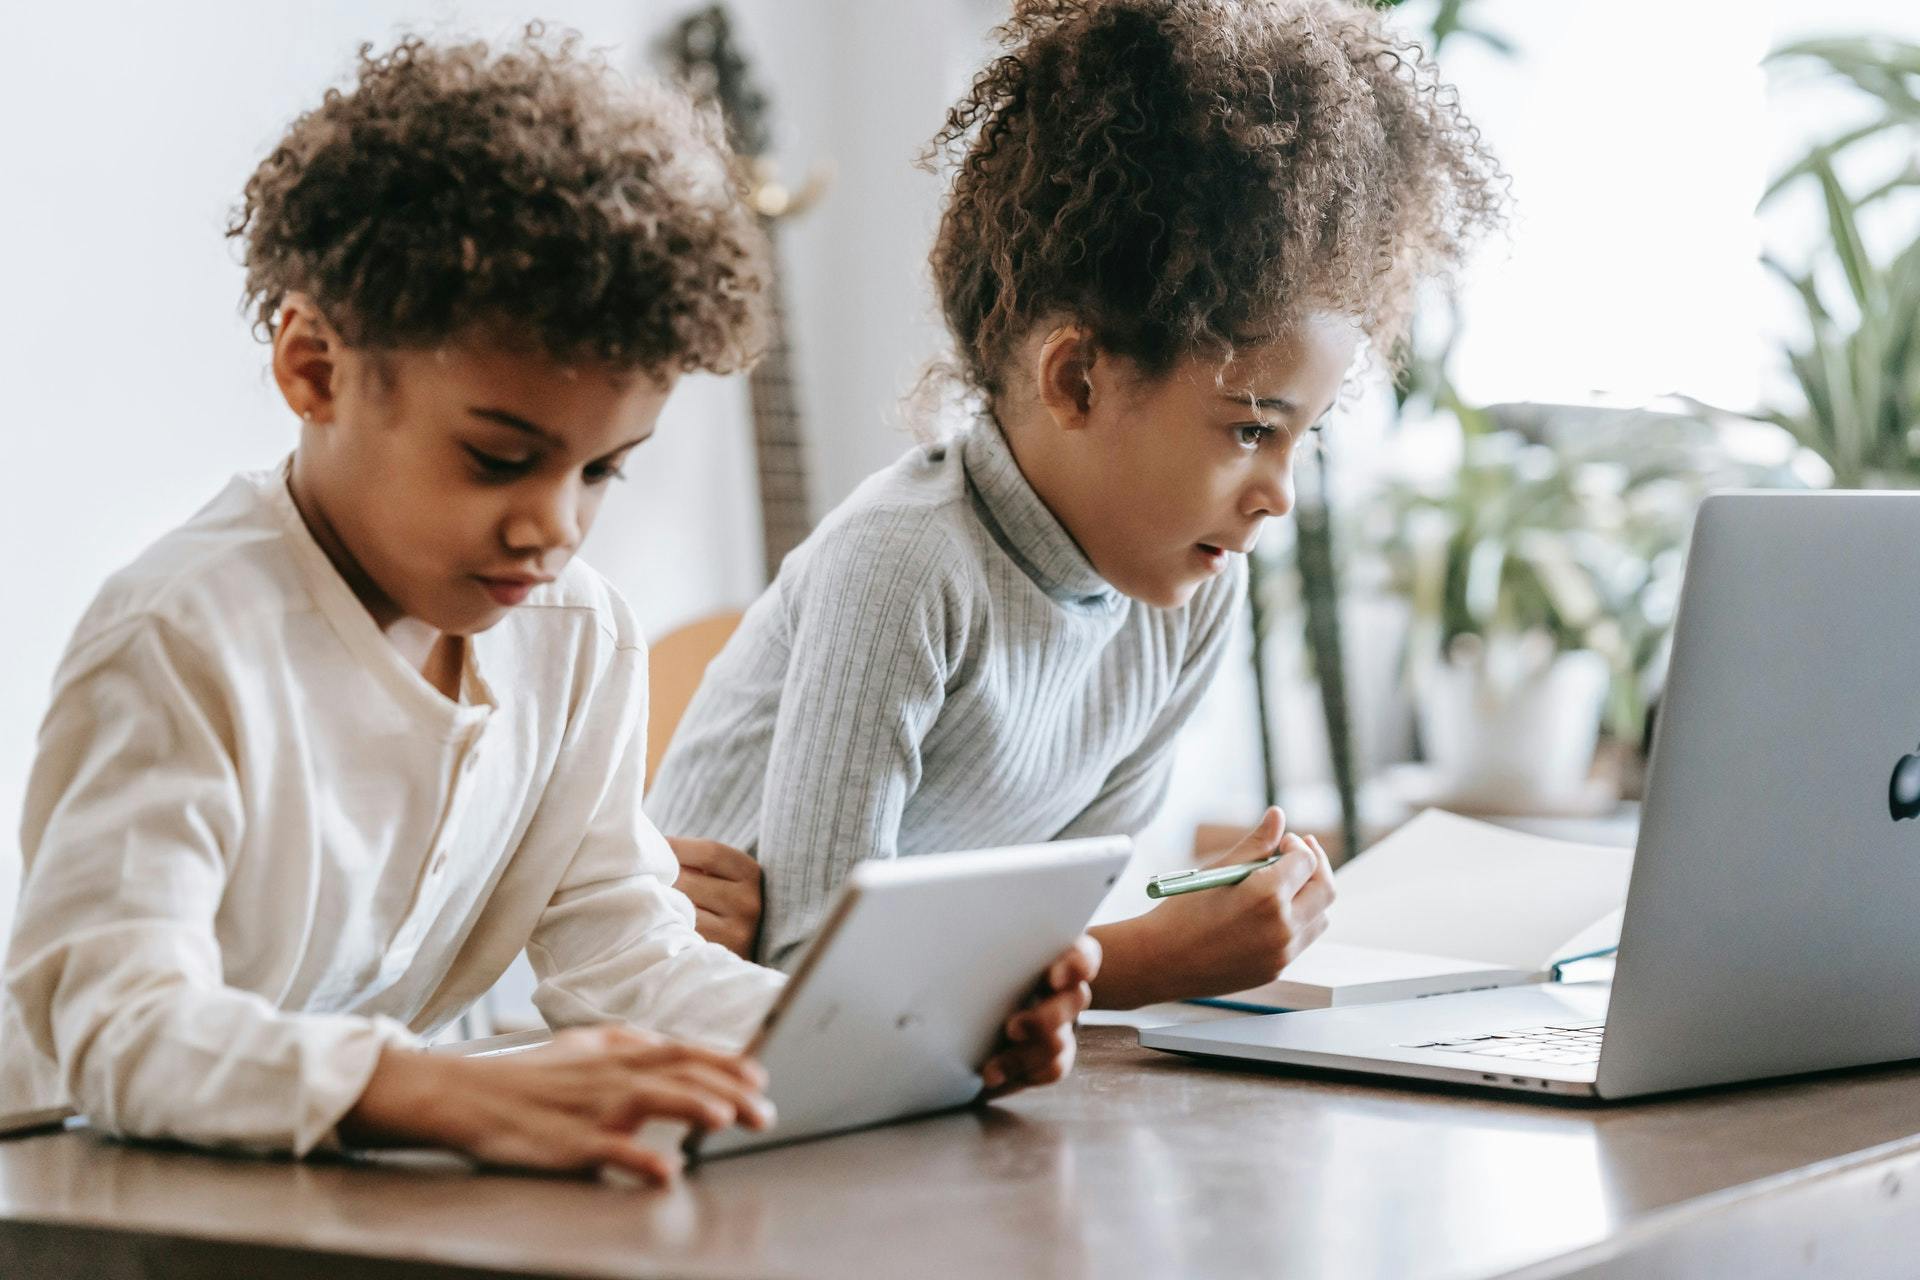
<box><xmin>3</xmin><ymin>0</ymin><xmax>1918</xmax><ymax>962</ymax></box>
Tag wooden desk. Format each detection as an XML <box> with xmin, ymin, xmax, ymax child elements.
<box><xmin>4</xmin><ymin>1027</ymin><xmax>1919</xmax><ymax>1279</ymax></box>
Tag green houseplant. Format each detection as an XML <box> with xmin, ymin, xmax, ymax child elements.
<box><xmin>1372</xmin><ymin>398</ymin><xmax>1816</xmax><ymax>806</ymax></box>
<box><xmin>1758</xmin><ymin>36</ymin><xmax>1920</xmax><ymax>487</ymax></box>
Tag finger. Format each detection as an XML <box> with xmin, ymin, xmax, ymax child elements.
<box><xmin>551</xmin><ymin>1024</ymin><xmax>665</xmax><ymax>1059</ymax></box>
<box><xmin>1007</xmin><ymin>983</ymin><xmax>1092</xmax><ymax>1044</ymax></box>
<box><xmin>674</xmin><ymin>881</ymin><xmax>722</xmax><ymax>920</ymax></box>
<box><xmin>628</xmin><ymin>1049</ymin><xmax>771</xmax><ymax>1096</ymax></box>
<box><xmin>469</xmin><ymin>1114</ymin><xmax>677</xmax><ymax>1181</ymax></box>
<box><xmin>1291</xmin><ymin>868</ymin><xmax>1335</xmax><ymax>922</ymax></box>
<box><xmin>1203</xmin><ymin>807</ymin><xmax>1286</xmax><ymax>869</ymax></box>
<box><xmin>693</xmin><ymin>906</ymin><xmax>751</xmax><ymax>941</ymax></box>
<box><xmin>593</xmin><ymin>1135</ymin><xmax>684</xmax><ymax>1186</ymax></box>
<box><xmin>673</xmin><ymin>838</ymin><xmax>760</xmax><ymax>883</ymax></box>
<box><xmin>1246</xmin><ymin>835</ymin><xmax>1319</xmax><ymax>899</ymax></box>
<box><xmin>659</xmin><ymin>1061</ymin><xmax>777</xmax><ymax>1130</ymax></box>
<box><xmin>613</xmin><ymin>1078</ymin><xmax>746</xmax><ymax>1133</ymax></box>
<box><xmin>678</xmin><ymin>869</ymin><xmax>759</xmax><ymax>915</ymax></box>
<box><xmin>675</xmin><ymin>868</ymin><xmax>739</xmax><ymax>909</ymax></box>
<box><xmin>980</xmin><ymin>1040</ymin><xmax>1056</xmax><ymax>1093</ymax></box>
<box><xmin>984</xmin><ymin>1025</ymin><xmax>1078</xmax><ymax>1097</ymax></box>
<box><xmin>1305</xmin><ymin>834</ymin><xmax>1336</xmax><ymax>887</ymax></box>
<box><xmin>1047</xmin><ymin>934</ymin><xmax>1102</xmax><ymax>990</ymax></box>
<box><xmin>700</xmin><ymin>880</ymin><xmax>761</xmax><ymax>916</ymax></box>
<box><xmin>608</xmin><ymin>1036</ymin><xmax>769</xmax><ymax>1086</ymax></box>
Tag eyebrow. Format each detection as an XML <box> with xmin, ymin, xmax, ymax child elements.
<box><xmin>1218</xmin><ymin>393</ymin><xmax>1299</xmax><ymax>415</ymax></box>
<box><xmin>469</xmin><ymin>407</ymin><xmax>564</xmax><ymax>445</ymax></box>
<box><xmin>468</xmin><ymin>407</ymin><xmax>653</xmax><ymax>455</ymax></box>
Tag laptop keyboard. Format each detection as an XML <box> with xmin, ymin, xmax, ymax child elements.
<box><xmin>1404</xmin><ymin>1022</ymin><xmax>1605</xmax><ymax>1065</ymax></box>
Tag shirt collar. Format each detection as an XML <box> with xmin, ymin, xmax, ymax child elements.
<box><xmin>960</xmin><ymin>418</ymin><xmax>1119</xmax><ymax>608</ymax></box>
<box><xmin>265</xmin><ymin>458</ymin><xmax>495</xmax><ymax>733</ymax></box>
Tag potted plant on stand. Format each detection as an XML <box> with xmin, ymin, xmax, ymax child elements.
<box><xmin>1373</xmin><ymin>397</ymin><xmax>1818</xmax><ymax>815</ymax></box>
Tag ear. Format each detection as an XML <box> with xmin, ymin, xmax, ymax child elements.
<box><xmin>270</xmin><ymin>294</ymin><xmax>343</xmax><ymax>425</ymax></box>
<box><xmin>1033</xmin><ymin>324</ymin><xmax>1100</xmax><ymax>431</ymax></box>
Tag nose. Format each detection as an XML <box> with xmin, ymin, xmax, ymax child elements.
<box><xmin>502</xmin><ymin>477</ymin><xmax>583</xmax><ymax>558</ymax></box>
<box><xmin>1245</xmin><ymin>457</ymin><xmax>1296</xmax><ymax>521</ymax></box>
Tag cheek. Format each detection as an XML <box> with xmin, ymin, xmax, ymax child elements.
<box><xmin>387</xmin><ymin>477</ymin><xmax>504</xmax><ymax>564</ymax></box>
<box><xmin>575</xmin><ymin>486</ymin><xmax>614</xmax><ymax>538</ymax></box>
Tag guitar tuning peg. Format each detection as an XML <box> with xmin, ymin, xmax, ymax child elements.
<box><xmin>783</xmin><ymin>163</ymin><xmax>834</xmax><ymax>219</ymax></box>
<box><xmin>748</xmin><ymin>159</ymin><xmax>834</xmax><ymax>221</ymax></box>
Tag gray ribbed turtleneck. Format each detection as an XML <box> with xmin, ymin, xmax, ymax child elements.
<box><xmin>647</xmin><ymin>420</ymin><xmax>1246</xmax><ymax>969</ymax></box>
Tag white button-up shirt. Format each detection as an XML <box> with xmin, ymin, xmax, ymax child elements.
<box><xmin>2</xmin><ymin>464</ymin><xmax>783</xmax><ymax>1154</ymax></box>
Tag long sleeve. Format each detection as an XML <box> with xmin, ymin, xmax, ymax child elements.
<box><xmin>527</xmin><ymin>643</ymin><xmax>785</xmax><ymax>1051</ymax></box>
<box><xmin>3</xmin><ymin>620</ymin><xmax>414</xmax><ymax>1155</ymax></box>
<box><xmin>752</xmin><ymin>512</ymin><xmax>959</xmax><ymax>971</ymax></box>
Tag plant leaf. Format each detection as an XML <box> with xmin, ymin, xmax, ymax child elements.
<box><xmin>1812</xmin><ymin>155</ymin><xmax>1884</xmax><ymax>315</ymax></box>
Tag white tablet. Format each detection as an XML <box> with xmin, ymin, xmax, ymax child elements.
<box><xmin>693</xmin><ymin>836</ymin><xmax>1131</xmax><ymax>1159</ymax></box>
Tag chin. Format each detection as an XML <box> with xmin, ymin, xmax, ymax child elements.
<box><xmin>410</xmin><ymin>595</ymin><xmax>511</xmax><ymax>637</ymax></box>
<box><xmin>450</xmin><ymin>606</ymin><xmax>514</xmax><ymax>636</ymax></box>
<box><xmin>1112</xmin><ymin>574</ymin><xmax>1201</xmax><ymax>610</ymax></box>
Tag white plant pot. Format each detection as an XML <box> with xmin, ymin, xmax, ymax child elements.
<box><xmin>1416</xmin><ymin>641</ymin><xmax>1610</xmax><ymax>808</ymax></box>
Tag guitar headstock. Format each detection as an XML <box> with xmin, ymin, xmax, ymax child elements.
<box><xmin>660</xmin><ymin>4</ymin><xmax>771</xmax><ymax>161</ymax></box>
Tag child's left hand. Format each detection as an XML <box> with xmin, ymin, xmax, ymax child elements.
<box><xmin>668</xmin><ymin>836</ymin><xmax>764</xmax><ymax>960</ymax></box>
<box><xmin>977</xmin><ymin>935</ymin><xmax>1101</xmax><ymax>1100</ymax></box>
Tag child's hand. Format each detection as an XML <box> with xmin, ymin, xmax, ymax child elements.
<box><xmin>1091</xmin><ymin>808</ymin><xmax>1335</xmax><ymax>1008</ymax></box>
<box><xmin>340</xmin><ymin>1025</ymin><xmax>773</xmax><ymax>1184</ymax></box>
<box><xmin>668</xmin><ymin>836</ymin><xmax>764</xmax><ymax>959</ymax></box>
<box><xmin>977</xmin><ymin>935</ymin><xmax>1100</xmax><ymax>1100</ymax></box>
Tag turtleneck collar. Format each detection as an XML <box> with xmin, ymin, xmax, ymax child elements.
<box><xmin>960</xmin><ymin>418</ymin><xmax>1119</xmax><ymax>609</ymax></box>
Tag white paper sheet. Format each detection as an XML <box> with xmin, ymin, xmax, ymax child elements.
<box><xmin>1320</xmin><ymin>809</ymin><xmax>1634</xmax><ymax>972</ymax></box>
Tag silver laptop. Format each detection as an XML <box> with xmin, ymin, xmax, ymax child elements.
<box><xmin>1143</xmin><ymin>491</ymin><xmax>1920</xmax><ymax>1099</ymax></box>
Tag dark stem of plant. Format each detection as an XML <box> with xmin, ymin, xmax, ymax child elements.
<box><xmin>1245</xmin><ymin>550</ymin><xmax>1282</xmax><ymax>812</ymax></box>
<box><xmin>1296</xmin><ymin>434</ymin><xmax>1361</xmax><ymax>864</ymax></box>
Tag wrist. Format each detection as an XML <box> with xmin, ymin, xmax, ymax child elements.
<box><xmin>1089</xmin><ymin>915</ymin><xmax>1175</xmax><ymax>1009</ymax></box>
<box><xmin>340</xmin><ymin>1048</ymin><xmax>461</xmax><ymax>1149</ymax></box>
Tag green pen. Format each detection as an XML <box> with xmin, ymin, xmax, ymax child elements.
<box><xmin>1145</xmin><ymin>852</ymin><xmax>1286</xmax><ymax>899</ymax></box>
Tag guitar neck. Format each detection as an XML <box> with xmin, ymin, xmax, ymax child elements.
<box><xmin>747</xmin><ymin>240</ymin><xmax>812</xmax><ymax>579</ymax></box>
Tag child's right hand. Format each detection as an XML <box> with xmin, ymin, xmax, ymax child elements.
<box><xmin>1091</xmin><ymin>808</ymin><xmax>1335</xmax><ymax>1008</ymax></box>
<box><xmin>340</xmin><ymin>1025</ymin><xmax>773</xmax><ymax>1184</ymax></box>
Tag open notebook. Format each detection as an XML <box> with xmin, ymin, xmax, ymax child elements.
<box><xmin>1197</xmin><ymin>809</ymin><xmax>1633</xmax><ymax>1013</ymax></box>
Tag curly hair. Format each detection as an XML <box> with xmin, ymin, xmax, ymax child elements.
<box><xmin>229</xmin><ymin>27</ymin><xmax>768</xmax><ymax>374</ymax></box>
<box><xmin>929</xmin><ymin>0</ymin><xmax>1506</xmax><ymax>398</ymax></box>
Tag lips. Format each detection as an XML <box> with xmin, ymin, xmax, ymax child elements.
<box><xmin>474</xmin><ymin>574</ymin><xmax>553</xmax><ymax>607</ymax></box>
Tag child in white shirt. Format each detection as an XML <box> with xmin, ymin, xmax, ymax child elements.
<box><xmin>1</xmin><ymin>29</ymin><xmax>1095</xmax><ymax>1182</ymax></box>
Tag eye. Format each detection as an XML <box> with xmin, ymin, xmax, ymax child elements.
<box><xmin>1235</xmin><ymin>422</ymin><xmax>1280</xmax><ymax>450</ymax></box>
<box><xmin>584</xmin><ymin>443</ymin><xmax>642</xmax><ymax>486</ymax></box>
<box><xmin>464</xmin><ymin>445</ymin><xmax>536</xmax><ymax>480</ymax></box>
